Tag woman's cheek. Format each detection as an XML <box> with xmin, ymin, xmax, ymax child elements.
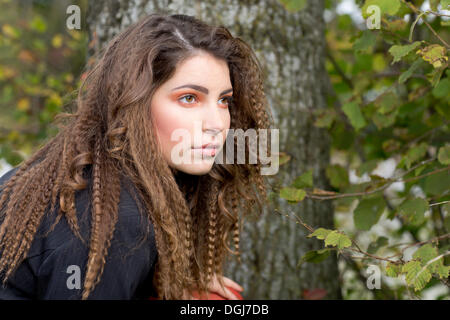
<box><xmin>225</xmin><ymin>110</ymin><xmax>231</xmax><ymax>129</ymax></box>
<box><xmin>160</xmin><ymin>109</ymin><xmax>194</xmax><ymax>151</ymax></box>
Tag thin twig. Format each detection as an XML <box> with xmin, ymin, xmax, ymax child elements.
<box><xmin>430</xmin><ymin>200</ymin><xmax>450</xmax><ymax>207</ymax></box>
<box><xmin>401</xmin><ymin>0</ymin><xmax>450</xmax><ymax>48</ymax></box>
<box><xmin>275</xmin><ymin>208</ymin><xmax>450</xmax><ymax>267</ymax></box>
<box><xmin>426</xmin><ymin>10</ymin><xmax>450</xmax><ymax>18</ymax></box>
<box><xmin>306</xmin><ymin>163</ymin><xmax>449</xmax><ymax>201</ymax></box>
<box><xmin>325</xmin><ymin>45</ymin><xmax>354</xmax><ymax>90</ymax></box>
<box><xmin>384</xmin><ymin>233</ymin><xmax>450</xmax><ymax>259</ymax></box>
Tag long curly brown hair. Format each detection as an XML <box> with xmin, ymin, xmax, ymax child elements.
<box><xmin>0</xmin><ymin>13</ymin><xmax>273</xmax><ymax>300</ymax></box>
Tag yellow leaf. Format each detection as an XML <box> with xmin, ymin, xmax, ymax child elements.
<box><xmin>69</xmin><ymin>30</ymin><xmax>81</xmax><ymax>40</ymax></box>
<box><xmin>52</xmin><ymin>34</ymin><xmax>63</xmax><ymax>48</ymax></box>
<box><xmin>7</xmin><ymin>130</ymin><xmax>20</xmax><ymax>141</ymax></box>
<box><xmin>2</xmin><ymin>24</ymin><xmax>18</xmax><ymax>38</ymax></box>
<box><xmin>416</xmin><ymin>45</ymin><xmax>448</xmax><ymax>68</ymax></box>
<box><xmin>64</xmin><ymin>73</ymin><xmax>74</xmax><ymax>83</ymax></box>
<box><xmin>17</xmin><ymin>98</ymin><xmax>30</xmax><ymax>111</ymax></box>
<box><xmin>49</xmin><ymin>93</ymin><xmax>62</xmax><ymax>106</ymax></box>
<box><xmin>373</xmin><ymin>54</ymin><xmax>387</xmax><ymax>72</ymax></box>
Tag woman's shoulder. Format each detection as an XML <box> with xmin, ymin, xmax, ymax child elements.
<box><xmin>52</xmin><ymin>163</ymin><xmax>155</xmax><ymax>250</ymax></box>
<box><xmin>81</xmin><ymin>163</ymin><xmax>148</xmax><ymax>217</ymax></box>
<box><xmin>0</xmin><ymin>163</ymin><xmax>156</xmax><ymax>258</ymax></box>
<box><xmin>0</xmin><ymin>163</ymin><xmax>158</xmax><ymax>299</ymax></box>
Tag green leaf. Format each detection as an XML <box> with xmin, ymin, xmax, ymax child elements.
<box><xmin>399</xmin><ymin>59</ymin><xmax>423</xmax><ymax>83</ymax></box>
<box><xmin>30</xmin><ymin>15</ymin><xmax>47</xmax><ymax>33</ymax></box>
<box><xmin>385</xmin><ymin>262</ymin><xmax>402</xmax><ymax>277</ymax></box>
<box><xmin>423</xmin><ymin>166</ymin><xmax>450</xmax><ymax>196</ymax></box>
<box><xmin>342</xmin><ymin>101</ymin><xmax>367</xmax><ymax>131</ymax></box>
<box><xmin>279</xmin><ymin>0</ymin><xmax>307</xmax><ymax>12</ymax></box>
<box><xmin>307</xmin><ymin>228</ymin><xmax>332</xmax><ymax>240</ymax></box>
<box><xmin>292</xmin><ymin>169</ymin><xmax>313</xmax><ymax>189</ymax></box>
<box><xmin>280</xmin><ymin>187</ymin><xmax>306</xmax><ymax>203</ymax></box>
<box><xmin>356</xmin><ymin>159</ymin><xmax>379</xmax><ymax>177</ymax></box>
<box><xmin>434</xmin><ymin>263</ymin><xmax>450</xmax><ymax>279</ymax></box>
<box><xmin>367</xmin><ymin>236</ymin><xmax>389</xmax><ymax>254</ymax></box>
<box><xmin>427</xmin><ymin>65</ymin><xmax>446</xmax><ymax>87</ymax></box>
<box><xmin>314</xmin><ymin>108</ymin><xmax>336</xmax><ymax>128</ymax></box>
<box><xmin>388</xmin><ymin>42</ymin><xmax>421</xmax><ymax>64</ymax></box>
<box><xmin>326</xmin><ymin>164</ymin><xmax>350</xmax><ymax>189</ymax></box>
<box><xmin>353</xmin><ymin>52</ymin><xmax>374</xmax><ymax>74</ymax></box>
<box><xmin>414</xmin><ymin>164</ymin><xmax>427</xmax><ymax>177</ymax></box>
<box><xmin>374</xmin><ymin>91</ymin><xmax>398</xmax><ymax>114</ymax></box>
<box><xmin>372</xmin><ymin>108</ymin><xmax>399</xmax><ymax>130</ymax></box>
<box><xmin>354</xmin><ymin>197</ymin><xmax>386</xmax><ymax>230</ymax></box>
<box><xmin>399</xmin><ymin>142</ymin><xmax>428</xmax><ymax>170</ymax></box>
<box><xmin>413</xmin><ymin>243</ymin><xmax>437</xmax><ymax>264</ymax></box>
<box><xmin>397</xmin><ymin>198</ymin><xmax>428</xmax><ymax>226</ymax></box>
<box><xmin>353</xmin><ymin>30</ymin><xmax>377</xmax><ymax>53</ymax></box>
<box><xmin>402</xmin><ymin>260</ymin><xmax>432</xmax><ymax>291</ymax></box>
<box><xmin>361</xmin><ymin>0</ymin><xmax>401</xmax><ymax>18</ymax></box>
<box><xmin>430</xmin><ymin>0</ymin><xmax>440</xmax><ymax>11</ymax></box>
<box><xmin>437</xmin><ymin>145</ymin><xmax>450</xmax><ymax>165</ymax></box>
<box><xmin>442</xmin><ymin>0</ymin><xmax>450</xmax><ymax>10</ymax></box>
<box><xmin>297</xmin><ymin>249</ymin><xmax>331</xmax><ymax>267</ymax></box>
<box><xmin>412</xmin><ymin>244</ymin><xmax>450</xmax><ymax>279</ymax></box>
<box><xmin>385</xmin><ymin>19</ymin><xmax>407</xmax><ymax>32</ymax></box>
<box><xmin>372</xmin><ymin>53</ymin><xmax>386</xmax><ymax>72</ymax></box>
<box><xmin>432</xmin><ymin>78</ymin><xmax>450</xmax><ymax>99</ymax></box>
<box><xmin>324</xmin><ymin>230</ymin><xmax>352</xmax><ymax>249</ymax></box>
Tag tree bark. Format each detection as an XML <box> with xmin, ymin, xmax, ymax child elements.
<box><xmin>87</xmin><ymin>0</ymin><xmax>341</xmax><ymax>299</ymax></box>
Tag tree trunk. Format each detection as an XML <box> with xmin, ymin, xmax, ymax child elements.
<box><xmin>87</xmin><ymin>0</ymin><xmax>341</xmax><ymax>299</ymax></box>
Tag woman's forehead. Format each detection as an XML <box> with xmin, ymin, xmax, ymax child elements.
<box><xmin>161</xmin><ymin>54</ymin><xmax>232</xmax><ymax>93</ymax></box>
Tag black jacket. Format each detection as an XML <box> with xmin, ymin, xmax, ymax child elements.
<box><xmin>0</xmin><ymin>164</ymin><xmax>158</xmax><ymax>300</ymax></box>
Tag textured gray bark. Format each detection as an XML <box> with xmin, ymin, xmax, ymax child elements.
<box><xmin>87</xmin><ymin>0</ymin><xmax>341</xmax><ymax>299</ymax></box>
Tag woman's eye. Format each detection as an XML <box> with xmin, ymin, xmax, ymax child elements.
<box><xmin>179</xmin><ymin>94</ymin><xmax>197</xmax><ymax>104</ymax></box>
<box><xmin>220</xmin><ymin>96</ymin><xmax>233</xmax><ymax>107</ymax></box>
<box><xmin>179</xmin><ymin>94</ymin><xmax>233</xmax><ymax>107</ymax></box>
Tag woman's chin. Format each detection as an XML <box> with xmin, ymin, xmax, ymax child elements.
<box><xmin>170</xmin><ymin>162</ymin><xmax>214</xmax><ymax>176</ymax></box>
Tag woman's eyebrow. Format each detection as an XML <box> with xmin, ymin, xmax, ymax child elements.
<box><xmin>171</xmin><ymin>84</ymin><xmax>233</xmax><ymax>96</ymax></box>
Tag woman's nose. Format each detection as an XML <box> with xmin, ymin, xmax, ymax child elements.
<box><xmin>204</xmin><ymin>128</ymin><xmax>221</xmax><ymax>136</ymax></box>
<box><xmin>203</xmin><ymin>101</ymin><xmax>228</xmax><ymax>133</ymax></box>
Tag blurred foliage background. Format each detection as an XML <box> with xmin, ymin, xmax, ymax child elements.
<box><xmin>0</xmin><ymin>0</ymin><xmax>87</xmax><ymax>166</ymax></box>
<box><xmin>279</xmin><ymin>0</ymin><xmax>450</xmax><ymax>300</ymax></box>
<box><xmin>0</xmin><ymin>0</ymin><xmax>449</xmax><ymax>300</ymax></box>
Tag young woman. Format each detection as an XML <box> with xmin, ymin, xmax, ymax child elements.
<box><xmin>0</xmin><ymin>13</ymin><xmax>272</xmax><ymax>300</ymax></box>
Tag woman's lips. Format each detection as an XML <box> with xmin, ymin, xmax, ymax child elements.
<box><xmin>192</xmin><ymin>143</ymin><xmax>220</xmax><ymax>149</ymax></box>
<box><xmin>192</xmin><ymin>148</ymin><xmax>216</xmax><ymax>157</ymax></box>
<box><xmin>191</xmin><ymin>144</ymin><xmax>219</xmax><ymax>157</ymax></box>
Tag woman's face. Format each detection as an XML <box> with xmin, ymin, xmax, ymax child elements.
<box><xmin>150</xmin><ymin>52</ymin><xmax>232</xmax><ymax>175</ymax></box>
